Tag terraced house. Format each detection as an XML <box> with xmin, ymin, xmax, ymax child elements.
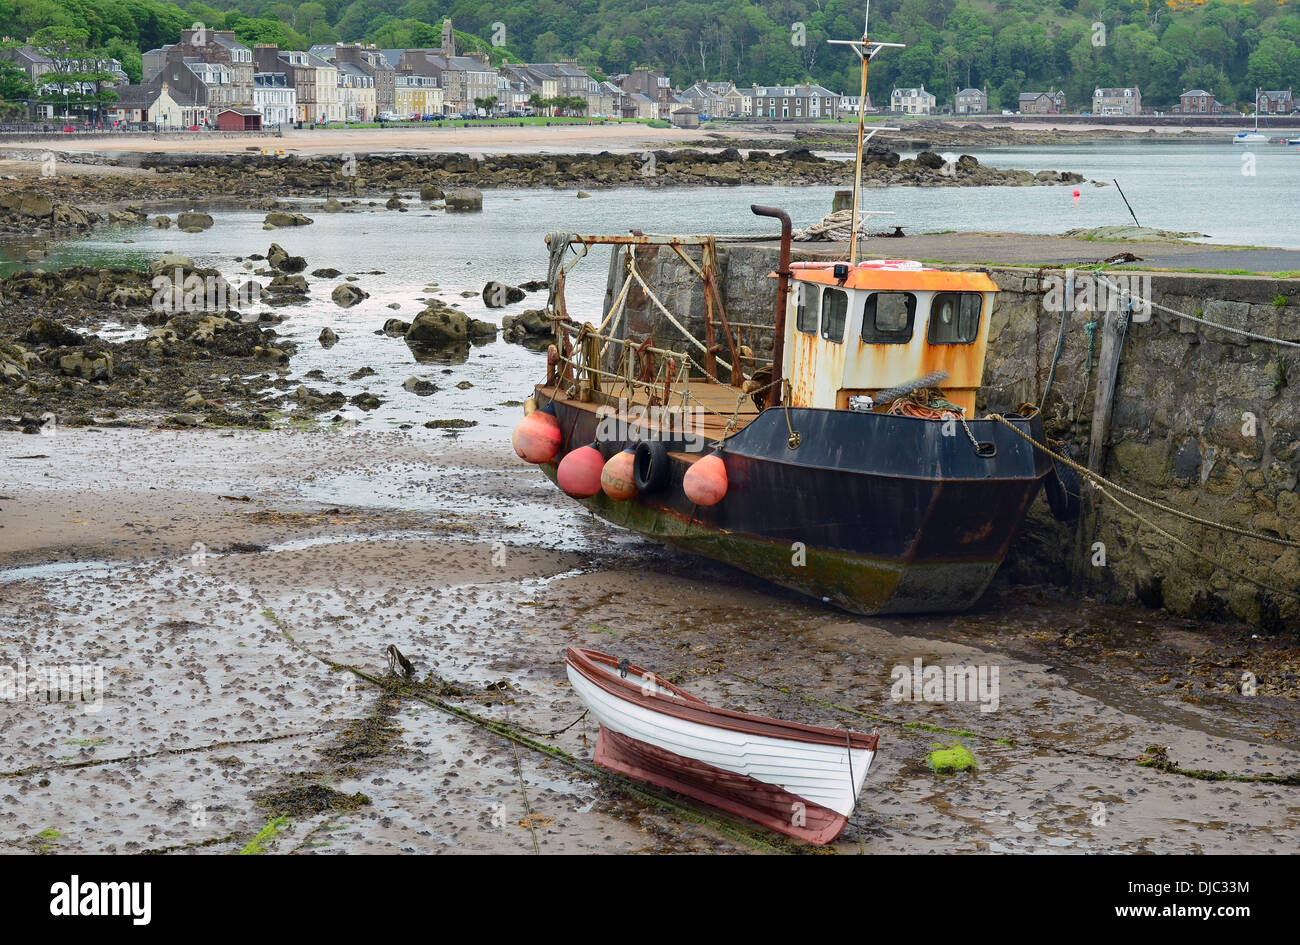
<box><xmin>255</xmin><ymin>46</ymin><xmax>341</xmax><ymax>124</ymax></box>
<box><xmin>751</xmin><ymin>84</ymin><xmax>840</xmax><ymax>120</ymax></box>
<box><xmin>332</xmin><ymin>44</ymin><xmax>394</xmax><ymax>117</ymax></box>
<box><xmin>393</xmin><ymin>72</ymin><xmax>441</xmax><ymax>118</ymax></box>
<box><xmin>178</xmin><ymin>28</ymin><xmax>254</xmax><ymax>113</ymax></box>
<box><xmin>335</xmin><ymin>60</ymin><xmax>375</xmax><ymax>121</ymax></box>
<box><xmin>253</xmin><ymin>72</ymin><xmax>295</xmax><ymax>127</ymax></box>
<box><xmin>398</xmin><ymin>50</ymin><xmax>496</xmax><ymax>114</ymax></box>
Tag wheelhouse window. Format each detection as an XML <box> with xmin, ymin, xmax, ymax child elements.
<box><xmin>928</xmin><ymin>292</ymin><xmax>982</xmax><ymax>344</ymax></box>
<box><xmin>796</xmin><ymin>282</ymin><xmax>819</xmax><ymax>334</ymax></box>
<box><xmin>820</xmin><ymin>288</ymin><xmax>848</xmax><ymax>342</ymax></box>
<box><xmin>860</xmin><ymin>292</ymin><xmax>916</xmax><ymax>343</ymax></box>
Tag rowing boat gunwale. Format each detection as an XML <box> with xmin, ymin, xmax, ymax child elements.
<box><xmin>567</xmin><ymin>647</ymin><xmax>879</xmax><ymax>751</ymax></box>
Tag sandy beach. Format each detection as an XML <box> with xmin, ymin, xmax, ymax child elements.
<box><xmin>17</xmin><ymin>122</ymin><xmax>736</xmax><ymax>160</ymax></box>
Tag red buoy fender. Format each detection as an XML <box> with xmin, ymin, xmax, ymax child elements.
<box><xmin>512</xmin><ymin>404</ymin><xmax>561</xmax><ymax>464</ymax></box>
<box><xmin>683</xmin><ymin>452</ymin><xmax>728</xmax><ymax>506</ymax></box>
<box><xmin>558</xmin><ymin>443</ymin><xmax>604</xmax><ymax>498</ymax></box>
<box><xmin>601</xmin><ymin>448</ymin><xmax>638</xmax><ymax>501</ymax></box>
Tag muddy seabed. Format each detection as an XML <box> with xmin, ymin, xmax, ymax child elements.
<box><xmin>2</xmin><ymin>427</ymin><xmax>1298</xmax><ymax>854</ymax></box>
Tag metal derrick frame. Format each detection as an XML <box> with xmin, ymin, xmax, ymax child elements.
<box><xmin>543</xmin><ymin>232</ymin><xmax>772</xmax><ymax>410</ymax></box>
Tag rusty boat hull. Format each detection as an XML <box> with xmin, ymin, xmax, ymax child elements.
<box><xmin>537</xmin><ymin>388</ymin><xmax>1053</xmax><ymax>615</ymax></box>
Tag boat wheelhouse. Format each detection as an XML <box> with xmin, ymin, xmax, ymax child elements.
<box><xmin>779</xmin><ymin>259</ymin><xmax>997</xmax><ymax>415</ymax></box>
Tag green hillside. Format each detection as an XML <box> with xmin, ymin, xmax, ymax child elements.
<box><xmin>2</xmin><ymin>0</ymin><xmax>1298</xmax><ymax>109</ymax></box>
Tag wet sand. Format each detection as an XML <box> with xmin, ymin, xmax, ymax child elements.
<box><xmin>2</xmin><ymin>427</ymin><xmax>1297</xmax><ymax>854</ymax></box>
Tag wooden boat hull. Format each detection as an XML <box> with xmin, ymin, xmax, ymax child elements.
<box><xmin>566</xmin><ymin>647</ymin><xmax>877</xmax><ymax>845</ymax></box>
<box><xmin>539</xmin><ymin>389</ymin><xmax>1052</xmax><ymax>614</ymax></box>
<box><xmin>595</xmin><ymin>727</ymin><xmax>850</xmax><ymax>845</ymax></box>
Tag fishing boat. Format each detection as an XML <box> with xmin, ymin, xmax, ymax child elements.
<box><xmin>510</xmin><ymin>10</ymin><xmax>1078</xmax><ymax>615</ymax></box>
<box><xmin>1233</xmin><ymin>90</ymin><xmax>1269</xmax><ymax>143</ymax></box>
<box><xmin>565</xmin><ymin>646</ymin><xmax>878</xmax><ymax>845</ymax></box>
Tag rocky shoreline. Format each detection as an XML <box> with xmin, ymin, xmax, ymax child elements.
<box><xmin>0</xmin><ymin>248</ymin><xmax>551</xmax><ymax>432</ymax></box>
<box><xmin>784</xmin><ymin>122</ymin><xmax>1216</xmax><ymax>151</ymax></box>
<box><xmin>1</xmin><ymin>145</ymin><xmax>1083</xmax><ymax>227</ymax></box>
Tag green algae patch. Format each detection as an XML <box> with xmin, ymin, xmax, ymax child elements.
<box><xmin>238</xmin><ymin>816</ymin><xmax>288</xmax><ymax>855</ymax></box>
<box><xmin>928</xmin><ymin>742</ymin><xmax>978</xmax><ymax>773</ymax></box>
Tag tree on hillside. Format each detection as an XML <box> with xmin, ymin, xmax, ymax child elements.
<box><xmin>410</xmin><ymin>21</ymin><xmax>439</xmax><ymax>47</ymax></box>
<box><xmin>0</xmin><ymin>60</ymin><xmax>36</xmax><ymax>118</ymax></box>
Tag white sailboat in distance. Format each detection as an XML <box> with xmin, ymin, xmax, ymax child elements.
<box><xmin>1234</xmin><ymin>89</ymin><xmax>1269</xmax><ymax>143</ymax></box>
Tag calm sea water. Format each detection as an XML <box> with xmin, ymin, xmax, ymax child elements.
<box><xmin>4</xmin><ymin>139</ymin><xmax>1295</xmax><ymax>439</ymax></box>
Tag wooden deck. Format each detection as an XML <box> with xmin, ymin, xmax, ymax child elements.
<box><xmin>537</xmin><ymin>381</ymin><xmax>762</xmax><ymax>441</ymax></box>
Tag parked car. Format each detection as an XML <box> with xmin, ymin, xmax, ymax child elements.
<box><xmin>378</xmin><ymin>111</ymin><xmax>400</xmax><ymax>122</ymax></box>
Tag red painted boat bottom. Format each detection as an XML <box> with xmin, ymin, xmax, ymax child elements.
<box><xmin>594</xmin><ymin>726</ymin><xmax>850</xmax><ymax>846</ymax></box>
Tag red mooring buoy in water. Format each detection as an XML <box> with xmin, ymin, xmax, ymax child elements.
<box><xmin>683</xmin><ymin>453</ymin><xmax>728</xmax><ymax>506</ymax></box>
<box><xmin>601</xmin><ymin>447</ymin><xmax>638</xmax><ymax>500</ymax></box>
<box><xmin>512</xmin><ymin>406</ymin><xmax>561</xmax><ymax>464</ymax></box>
<box><xmin>558</xmin><ymin>443</ymin><xmax>605</xmax><ymax>498</ymax></box>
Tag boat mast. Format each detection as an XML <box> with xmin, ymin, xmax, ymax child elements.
<box><xmin>829</xmin><ymin>3</ymin><xmax>905</xmax><ymax>264</ymax></box>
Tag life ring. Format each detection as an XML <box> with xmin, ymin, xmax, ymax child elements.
<box><xmin>633</xmin><ymin>440</ymin><xmax>670</xmax><ymax>493</ymax></box>
<box><xmin>1043</xmin><ymin>458</ymin><xmax>1081</xmax><ymax>522</ymax></box>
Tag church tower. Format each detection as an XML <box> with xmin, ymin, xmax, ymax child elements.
<box><xmin>441</xmin><ymin>19</ymin><xmax>456</xmax><ymax>57</ymax></box>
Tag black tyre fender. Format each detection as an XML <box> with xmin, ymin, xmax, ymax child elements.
<box><xmin>1043</xmin><ymin>458</ymin><xmax>1081</xmax><ymax>522</ymax></box>
<box><xmin>633</xmin><ymin>440</ymin><xmax>670</xmax><ymax>493</ymax></box>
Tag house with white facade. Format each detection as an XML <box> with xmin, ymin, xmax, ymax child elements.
<box><xmin>890</xmin><ymin>86</ymin><xmax>935</xmax><ymax>115</ymax></box>
<box><xmin>253</xmin><ymin>72</ymin><xmax>296</xmax><ymax>127</ymax></box>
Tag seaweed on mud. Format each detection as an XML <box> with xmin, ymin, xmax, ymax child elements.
<box><xmin>1138</xmin><ymin>745</ymin><xmax>1300</xmax><ymax>785</ymax></box>
<box><xmin>322</xmin><ymin>702</ymin><xmax>406</xmax><ymax>775</ymax></box>
<box><xmin>256</xmin><ymin>783</ymin><xmax>371</xmax><ymax>817</ymax></box>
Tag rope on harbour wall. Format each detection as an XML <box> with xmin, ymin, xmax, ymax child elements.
<box><xmin>988</xmin><ymin>414</ymin><xmax>1300</xmax><ymax>604</ymax></box>
<box><xmin>988</xmin><ymin>414</ymin><xmax>1300</xmax><ymax>551</ymax></box>
<box><xmin>1091</xmin><ymin>272</ymin><xmax>1300</xmax><ymax>350</ymax></box>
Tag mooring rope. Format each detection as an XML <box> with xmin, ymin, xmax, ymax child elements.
<box><xmin>1089</xmin><ymin>271</ymin><xmax>1300</xmax><ymax>350</ymax></box>
<box><xmin>987</xmin><ymin>414</ymin><xmax>1300</xmax><ymax>551</ymax></box>
<box><xmin>988</xmin><ymin>413</ymin><xmax>1300</xmax><ymax>602</ymax></box>
<box><xmin>732</xmin><ymin>672</ymin><xmax>1300</xmax><ymax>784</ymax></box>
<box><xmin>254</xmin><ymin>602</ymin><xmax>805</xmax><ymax>853</ymax></box>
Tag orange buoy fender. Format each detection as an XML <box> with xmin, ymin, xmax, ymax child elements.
<box><xmin>557</xmin><ymin>443</ymin><xmax>605</xmax><ymax>498</ymax></box>
<box><xmin>601</xmin><ymin>448</ymin><xmax>638</xmax><ymax>501</ymax></box>
<box><xmin>683</xmin><ymin>452</ymin><xmax>728</xmax><ymax>506</ymax></box>
<box><xmin>512</xmin><ymin>404</ymin><xmax>561</xmax><ymax>464</ymax></box>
